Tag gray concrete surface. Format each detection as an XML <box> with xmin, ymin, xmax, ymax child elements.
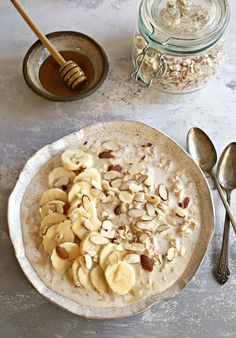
<box><xmin>1</xmin><ymin>1</ymin><xmax>236</xmax><ymax>337</ymax></box>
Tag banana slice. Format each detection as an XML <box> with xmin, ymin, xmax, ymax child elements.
<box><xmin>42</xmin><ymin>224</ymin><xmax>58</xmax><ymax>254</ymax></box>
<box><xmin>39</xmin><ymin>200</ymin><xmax>65</xmax><ymax>218</ymax></box>
<box><xmin>61</xmin><ymin>149</ymin><xmax>93</xmax><ymax>171</ymax></box>
<box><xmin>88</xmin><ymin>205</ymin><xmax>102</xmax><ymax>231</ymax></box>
<box><xmin>72</xmin><ymin>218</ymin><xmax>89</xmax><ymax>240</ymax></box>
<box><xmin>68</xmin><ymin>182</ymin><xmax>91</xmax><ymax>202</ymax></box>
<box><xmin>99</xmin><ymin>243</ymin><xmax>117</xmax><ymax>271</ymax></box>
<box><xmin>56</xmin><ymin>219</ymin><xmax>75</xmax><ymax>242</ymax></box>
<box><xmin>40</xmin><ymin>213</ymin><xmax>66</xmax><ymax>233</ymax></box>
<box><xmin>78</xmin><ymin>267</ymin><xmax>95</xmax><ymax>291</ymax></box>
<box><xmin>105</xmin><ymin>261</ymin><xmax>135</xmax><ymax>295</ymax></box>
<box><xmin>80</xmin><ymin>232</ymin><xmax>101</xmax><ymax>257</ymax></box>
<box><xmin>40</xmin><ymin>188</ymin><xmax>68</xmax><ymax>206</ymax></box>
<box><xmin>51</xmin><ymin>242</ymin><xmax>80</xmax><ymax>271</ymax></box>
<box><xmin>90</xmin><ymin>265</ymin><xmax>108</xmax><ymax>294</ymax></box>
<box><xmin>71</xmin><ymin>257</ymin><xmax>81</xmax><ymax>286</ymax></box>
<box><xmin>48</xmin><ymin>167</ymin><xmax>75</xmax><ymax>188</ymax></box>
<box><xmin>42</xmin><ymin>220</ymin><xmax>75</xmax><ymax>254</ymax></box>
<box><xmin>74</xmin><ymin>168</ymin><xmax>101</xmax><ymax>186</ymax></box>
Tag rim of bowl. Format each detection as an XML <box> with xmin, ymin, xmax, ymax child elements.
<box><xmin>22</xmin><ymin>31</ymin><xmax>109</xmax><ymax>102</ymax></box>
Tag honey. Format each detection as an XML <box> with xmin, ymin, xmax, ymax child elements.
<box><xmin>39</xmin><ymin>50</ymin><xmax>95</xmax><ymax>97</ymax></box>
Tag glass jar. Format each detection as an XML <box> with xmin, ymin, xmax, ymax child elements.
<box><xmin>131</xmin><ymin>0</ymin><xmax>230</xmax><ymax>93</ymax></box>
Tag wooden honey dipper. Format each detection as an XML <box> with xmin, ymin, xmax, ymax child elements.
<box><xmin>11</xmin><ymin>0</ymin><xmax>86</xmax><ymax>90</ymax></box>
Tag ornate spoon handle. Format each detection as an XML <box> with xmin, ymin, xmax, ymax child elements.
<box><xmin>215</xmin><ymin>191</ymin><xmax>231</xmax><ymax>284</ymax></box>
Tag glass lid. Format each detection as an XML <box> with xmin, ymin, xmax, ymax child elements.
<box><xmin>139</xmin><ymin>0</ymin><xmax>230</xmax><ymax>54</ymax></box>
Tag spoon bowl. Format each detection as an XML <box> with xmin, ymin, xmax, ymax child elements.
<box><xmin>217</xmin><ymin>142</ymin><xmax>236</xmax><ymax>192</ymax></box>
<box><xmin>187</xmin><ymin>127</ymin><xmax>217</xmax><ymax>172</ymax></box>
<box><xmin>186</xmin><ymin>127</ymin><xmax>236</xmax><ymax>235</ymax></box>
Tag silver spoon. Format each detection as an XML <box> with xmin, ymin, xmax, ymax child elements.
<box><xmin>215</xmin><ymin>142</ymin><xmax>236</xmax><ymax>284</ymax></box>
<box><xmin>187</xmin><ymin>128</ymin><xmax>236</xmax><ymax>234</ymax></box>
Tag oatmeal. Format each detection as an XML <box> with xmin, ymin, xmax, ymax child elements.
<box><xmin>22</xmin><ymin>135</ymin><xmax>202</xmax><ymax>307</ymax></box>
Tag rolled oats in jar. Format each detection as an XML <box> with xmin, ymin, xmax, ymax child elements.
<box><xmin>131</xmin><ymin>0</ymin><xmax>230</xmax><ymax>93</ymax></box>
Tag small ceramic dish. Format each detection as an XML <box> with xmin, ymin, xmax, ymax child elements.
<box><xmin>23</xmin><ymin>31</ymin><xmax>109</xmax><ymax>102</ymax></box>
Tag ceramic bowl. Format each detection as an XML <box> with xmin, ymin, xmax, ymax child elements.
<box><xmin>23</xmin><ymin>31</ymin><xmax>109</xmax><ymax>102</ymax></box>
<box><xmin>8</xmin><ymin>120</ymin><xmax>214</xmax><ymax>319</ymax></box>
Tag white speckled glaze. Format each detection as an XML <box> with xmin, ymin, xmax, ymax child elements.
<box><xmin>8</xmin><ymin>120</ymin><xmax>214</xmax><ymax>319</ymax></box>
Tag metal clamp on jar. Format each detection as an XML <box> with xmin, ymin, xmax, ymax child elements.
<box><xmin>131</xmin><ymin>0</ymin><xmax>230</xmax><ymax>94</ymax></box>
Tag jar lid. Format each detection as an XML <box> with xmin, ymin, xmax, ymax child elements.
<box><xmin>139</xmin><ymin>0</ymin><xmax>230</xmax><ymax>54</ymax></box>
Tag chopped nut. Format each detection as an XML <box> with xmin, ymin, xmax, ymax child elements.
<box><xmin>183</xmin><ymin>197</ymin><xmax>190</xmax><ymax>208</ymax></box>
<box><xmin>63</xmin><ymin>202</ymin><xmax>70</xmax><ymax>215</ymax></box>
<box><xmin>140</xmin><ymin>254</ymin><xmax>154</xmax><ymax>271</ymax></box>
<box><xmin>98</xmin><ymin>150</ymin><xmax>114</xmax><ymax>159</ymax></box>
<box><xmin>108</xmin><ymin>164</ymin><xmax>122</xmax><ymax>172</ymax></box>
<box><xmin>114</xmin><ymin>204</ymin><xmax>122</xmax><ymax>215</ymax></box>
<box><xmin>167</xmin><ymin>247</ymin><xmax>176</xmax><ymax>261</ymax></box>
<box><xmin>55</xmin><ymin>246</ymin><xmax>69</xmax><ymax>259</ymax></box>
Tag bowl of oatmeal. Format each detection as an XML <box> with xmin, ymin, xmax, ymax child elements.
<box><xmin>8</xmin><ymin>120</ymin><xmax>214</xmax><ymax>318</ymax></box>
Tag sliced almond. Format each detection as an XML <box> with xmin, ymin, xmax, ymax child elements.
<box><xmin>111</xmin><ymin>178</ymin><xmax>122</xmax><ymax>188</ymax></box>
<box><xmin>101</xmin><ymin>229</ymin><xmax>116</xmax><ymax>239</ymax></box>
<box><xmin>156</xmin><ymin>224</ymin><xmax>169</xmax><ymax>232</ymax></box>
<box><xmin>91</xmin><ymin>179</ymin><xmax>102</xmax><ymax>190</ymax></box>
<box><xmin>139</xmin><ymin>233</ymin><xmax>149</xmax><ymax>243</ymax></box>
<box><xmin>146</xmin><ymin>203</ymin><xmax>156</xmax><ymax>217</ymax></box>
<box><xmin>139</xmin><ymin>174</ymin><xmax>149</xmax><ymax>183</ymax></box>
<box><xmin>141</xmin><ymin>215</ymin><xmax>155</xmax><ymax>221</ymax></box>
<box><xmin>158</xmin><ymin>254</ymin><xmax>164</xmax><ymax>264</ymax></box>
<box><xmin>158</xmin><ymin>184</ymin><xmax>169</xmax><ymax>201</ymax></box>
<box><xmin>128</xmin><ymin>163</ymin><xmax>144</xmax><ymax>176</ymax></box>
<box><xmin>129</xmin><ymin>182</ymin><xmax>143</xmax><ymax>192</ymax></box>
<box><xmin>124</xmin><ymin>253</ymin><xmax>140</xmax><ymax>264</ymax></box>
<box><xmin>134</xmin><ymin>192</ymin><xmax>144</xmax><ymax>202</ymax></box>
<box><xmin>84</xmin><ymin>253</ymin><xmax>93</xmax><ymax>270</ymax></box>
<box><xmin>84</xmin><ymin>219</ymin><xmax>94</xmax><ymax>231</ymax></box>
<box><xmin>167</xmin><ymin>247</ymin><xmax>176</xmax><ymax>261</ymax></box>
<box><xmin>90</xmin><ymin>235</ymin><xmax>110</xmax><ymax>245</ymax></box>
<box><xmin>102</xmin><ymin>220</ymin><xmax>113</xmax><ymax>231</ymax></box>
<box><xmin>175</xmin><ymin>206</ymin><xmax>186</xmax><ymax>218</ymax></box>
<box><xmin>82</xmin><ymin>195</ymin><xmax>91</xmax><ymax>211</ymax></box>
<box><xmin>77</xmin><ymin>206</ymin><xmax>89</xmax><ymax>218</ymax></box>
<box><xmin>143</xmin><ymin>176</ymin><xmax>153</xmax><ymax>187</ymax></box>
<box><xmin>136</xmin><ymin>222</ymin><xmax>154</xmax><ymax>230</ymax></box>
<box><xmin>128</xmin><ymin>209</ymin><xmax>145</xmax><ymax>218</ymax></box>
<box><xmin>103</xmin><ymin>171</ymin><xmax>118</xmax><ymax>180</ymax></box>
<box><xmin>119</xmin><ymin>191</ymin><xmax>133</xmax><ymax>204</ymax></box>
<box><xmin>124</xmin><ymin>242</ymin><xmax>145</xmax><ymax>252</ymax></box>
